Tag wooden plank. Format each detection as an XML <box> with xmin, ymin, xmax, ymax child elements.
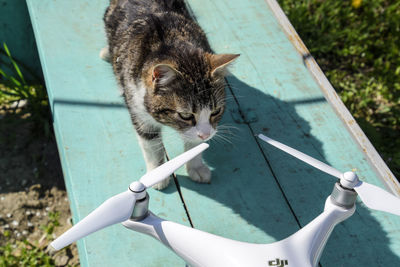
<box><xmin>181</xmin><ymin>0</ymin><xmax>400</xmax><ymax>266</ymax></box>
<box><xmin>26</xmin><ymin>0</ymin><xmax>189</xmax><ymax>266</ymax></box>
<box><xmin>27</xmin><ymin>0</ymin><xmax>400</xmax><ymax>266</ymax></box>
<box><xmin>265</xmin><ymin>0</ymin><xmax>400</xmax><ymax>196</ymax></box>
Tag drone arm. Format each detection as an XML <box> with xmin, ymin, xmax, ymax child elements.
<box><xmin>284</xmin><ymin>197</ymin><xmax>355</xmax><ymax>266</ymax></box>
<box><xmin>121</xmin><ymin>212</ymin><xmax>212</xmax><ymax>266</ymax></box>
<box><xmin>122</xmin><ymin>212</ymin><xmax>266</xmax><ymax>267</ymax></box>
<box><xmin>122</xmin><ymin>212</ymin><xmax>229</xmax><ymax>267</ymax></box>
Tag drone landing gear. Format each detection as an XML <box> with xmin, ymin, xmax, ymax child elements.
<box><xmin>280</xmin><ymin>190</ymin><xmax>356</xmax><ymax>266</ymax></box>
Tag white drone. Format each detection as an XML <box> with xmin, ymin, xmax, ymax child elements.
<box><xmin>50</xmin><ymin>134</ymin><xmax>400</xmax><ymax>267</ymax></box>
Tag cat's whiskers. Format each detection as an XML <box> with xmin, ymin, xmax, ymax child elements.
<box><xmin>209</xmin><ymin>136</ymin><xmax>223</xmax><ymax>147</ymax></box>
<box><xmin>226</xmin><ymin>94</ymin><xmax>246</xmax><ymax>101</ymax></box>
<box><xmin>212</xmin><ymin>132</ymin><xmax>233</xmax><ymax>146</ymax></box>
<box><xmin>225</xmin><ymin>84</ymin><xmax>247</xmax><ymax>93</ymax></box>
<box><xmin>217</xmin><ymin>124</ymin><xmax>240</xmax><ymax>132</ymax></box>
<box><xmin>215</xmin><ymin>131</ymin><xmax>237</xmax><ymax>143</ymax></box>
<box><xmin>215</xmin><ymin>124</ymin><xmax>240</xmax><ymax>141</ymax></box>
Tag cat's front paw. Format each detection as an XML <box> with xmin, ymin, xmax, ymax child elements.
<box><xmin>186</xmin><ymin>163</ymin><xmax>211</xmax><ymax>183</ymax></box>
<box><xmin>151</xmin><ymin>176</ymin><xmax>171</xmax><ymax>190</ymax></box>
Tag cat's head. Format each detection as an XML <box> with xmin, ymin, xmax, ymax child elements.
<box><xmin>143</xmin><ymin>51</ymin><xmax>239</xmax><ymax>143</ymax></box>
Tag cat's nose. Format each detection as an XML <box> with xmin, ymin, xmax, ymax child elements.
<box><xmin>197</xmin><ymin>133</ymin><xmax>210</xmax><ymax>140</ymax></box>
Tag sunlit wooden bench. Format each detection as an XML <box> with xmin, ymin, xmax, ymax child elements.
<box><xmin>26</xmin><ymin>0</ymin><xmax>400</xmax><ymax>266</ymax></box>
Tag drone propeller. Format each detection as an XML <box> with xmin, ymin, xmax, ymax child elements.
<box><xmin>258</xmin><ymin>134</ymin><xmax>342</xmax><ymax>179</ymax></box>
<box><xmin>258</xmin><ymin>134</ymin><xmax>400</xmax><ymax>216</ymax></box>
<box><xmin>50</xmin><ymin>143</ymin><xmax>209</xmax><ymax>251</ymax></box>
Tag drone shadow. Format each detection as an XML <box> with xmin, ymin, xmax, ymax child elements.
<box><xmin>173</xmin><ymin>76</ymin><xmax>400</xmax><ymax>266</ymax></box>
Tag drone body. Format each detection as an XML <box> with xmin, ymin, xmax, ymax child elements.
<box><xmin>122</xmin><ymin>189</ymin><xmax>354</xmax><ymax>267</ymax></box>
<box><xmin>50</xmin><ymin>136</ymin><xmax>400</xmax><ymax>266</ymax></box>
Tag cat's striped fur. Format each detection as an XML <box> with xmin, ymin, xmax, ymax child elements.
<box><xmin>103</xmin><ymin>0</ymin><xmax>239</xmax><ymax>189</ymax></box>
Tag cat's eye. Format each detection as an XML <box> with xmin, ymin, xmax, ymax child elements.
<box><xmin>178</xmin><ymin>112</ymin><xmax>194</xmax><ymax>120</ymax></box>
<box><xmin>211</xmin><ymin>108</ymin><xmax>222</xmax><ymax>116</ymax></box>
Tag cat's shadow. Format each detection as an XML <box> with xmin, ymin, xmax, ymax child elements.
<box><xmin>170</xmin><ymin>76</ymin><xmax>399</xmax><ymax>265</ymax></box>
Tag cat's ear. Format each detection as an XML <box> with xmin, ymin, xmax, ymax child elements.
<box><xmin>207</xmin><ymin>53</ymin><xmax>240</xmax><ymax>76</ymax></box>
<box><xmin>152</xmin><ymin>64</ymin><xmax>179</xmax><ymax>86</ymax></box>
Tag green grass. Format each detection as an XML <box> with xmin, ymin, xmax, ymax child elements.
<box><xmin>40</xmin><ymin>212</ymin><xmax>61</xmax><ymax>240</ymax></box>
<box><xmin>0</xmin><ymin>240</ymin><xmax>54</xmax><ymax>267</ymax></box>
<box><xmin>0</xmin><ymin>45</ymin><xmax>59</xmax><ymax>267</ymax></box>
<box><xmin>0</xmin><ymin>212</ymin><xmax>78</xmax><ymax>267</ymax></box>
<box><xmin>278</xmin><ymin>0</ymin><xmax>400</xmax><ymax>177</ymax></box>
<box><xmin>0</xmin><ymin>212</ymin><xmax>60</xmax><ymax>267</ymax></box>
<box><xmin>0</xmin><ymin>43</ymin><xmax>50</xmax><ymax>136</ymax></box>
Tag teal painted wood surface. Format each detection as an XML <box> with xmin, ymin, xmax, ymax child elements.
<box><xmin>0</xmin><ymin>0</ymin><xmax>42</xmax><ymax>81</ymax></box>
<box><xmin>26</xmin><ymin>0</ymin><xmax>400</xmax><ymax>266</ymax></box>
<box><xmin>182</xmin><ymin>0</ymin><xmax>400</xmax><ymax>266</ymax></box>
<box><xmin>26</xmin><ymin>0</ymin><xmax>189</xmax><ymax>266</ymax></box>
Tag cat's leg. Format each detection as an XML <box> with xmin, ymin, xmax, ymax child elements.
<box><xmin>99</xmin><ymin>46</ymin><xmax>111</xmax><ymax>62</ymax></box>
<box><xmin>184</xmin><ymin>141</ymin><xmax>211</xmax><ymax>183</ymax></box>
<box><xmin>135</xmin><ymin>124</ymin><xmax>170</xmax><ymax>190</ymax></box>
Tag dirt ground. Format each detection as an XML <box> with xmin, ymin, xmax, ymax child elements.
<box><xmin>0</xmin><ymin>109</ymin><xmax>80</xmax><ymax>266</ymax></box>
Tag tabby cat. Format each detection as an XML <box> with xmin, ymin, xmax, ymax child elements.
<box><xmin>102</xmin><ymin>0</ymin><xmax>239</xmax><ymax>189</ymax></box>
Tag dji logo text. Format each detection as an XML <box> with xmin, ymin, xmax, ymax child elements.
<box><xmin>268</xmin><ymin>258</ymin><xmax>288</xmax><ymax>267</ymax></box>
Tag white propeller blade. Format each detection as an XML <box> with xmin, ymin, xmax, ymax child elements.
<box><xmin>354</xmin><ymin>181</ymin><xmax>400</xmax><ymax>216</ymax></box>
<box><xmin>50</xmin><ymin>190</ymin><xmax>136</xmax><ymax>250</ymax></box>
<box><xmin>258</xmin><ymin>134</ymin><xmax>400</xmax><ymax>216</ymax></box>
<box><xmin>50</xmin><ymin>143</ymin><xmax>209</xmax><ymax>251</ymax></box>
<box><xmin>258</xmin><ymin>134</ymin><xmax>342</xmax><ymax>179</ymax></box>
<box><xmin>140</xmin><ymin>143</ymin><xmax>209</xmax><ymax>188</ymax></box>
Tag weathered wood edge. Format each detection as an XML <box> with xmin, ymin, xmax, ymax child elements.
<box><xmin>264</xmin><ymin>0</ymin><xmax>400</xmax><ymax>196</ymax></box>
<box><xmin>25</xmin><ymin>1</ymin><xmax>191</xmax><ymax>265</ymax></box>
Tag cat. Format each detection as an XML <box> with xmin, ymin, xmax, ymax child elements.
<box><xmin>102</xmin><ymin>0</ymin><xmax>239</xmax><ymax>189</ymax></box>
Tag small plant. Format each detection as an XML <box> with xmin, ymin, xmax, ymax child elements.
<box><xmin>0</xmin><ymin>240</ymin><xmax>54</xmax><ymax>267</ymax></box>
<box><xmin>0</xmin><ymin>43</ymin><xmax>50</xmax><ymax>136</ymax></box>
<box><xmin>0</xmin><ymin>211</ymin><xmax>74</xmax><ymax>267</ymax></box>
<box><xmin>0</xmin><ymin>218</ymin><xmax>57</xmax><ymax>267</ymax></box>
<box><xmin>40</xmin><ymin>211</ymin><xmax>61</xmax><ymax>240</ymax></box>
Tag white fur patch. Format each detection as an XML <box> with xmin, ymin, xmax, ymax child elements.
<box><xmin>127</xmin><ymin>81</ymin><xmax>162</xmax><ymax>129</ymax></box>
<box><xmin>183</xmin><ymin>108</ymin><xmax>216</xmax><ymax>142</ymax></box>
